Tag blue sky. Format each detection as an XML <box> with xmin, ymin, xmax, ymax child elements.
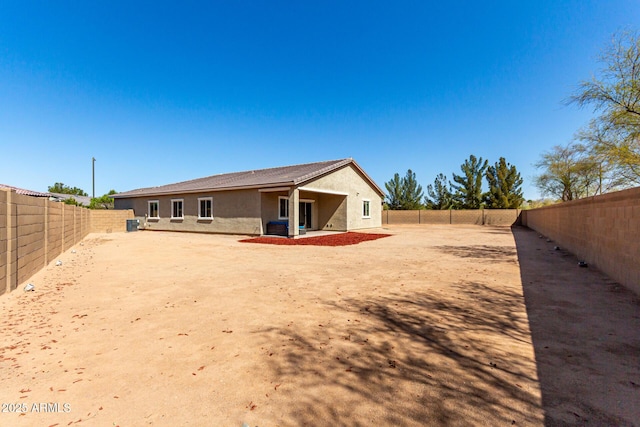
<box><xmin>1</xmin><ymin>1</ymin><xmax>638</xmax><ymax>200</ymax></box>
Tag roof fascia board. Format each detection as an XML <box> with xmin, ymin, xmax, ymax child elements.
<box><xmin>113</xmin><ymin>182</ymin><xmax>295</xmax><ymax>199</ymax></box>
<box><xmin>297</xmin><ymin>186</ymin><xmax>349</xmax><ymax>196</ymax></box>
<box><xmin>258</xmin><ymin>187</ymin><xmax>292</xmax><ymax>192</ymax></box>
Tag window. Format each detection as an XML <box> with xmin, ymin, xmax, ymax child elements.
<box><xmin>198</xmin><ymin>197</ymin><xmax>213</xmax><ymax>219</ymax></box>
<box><xmin>362</xmin><ymin>200</ymin><xmax>371</xmax><ymax>218</ymax></box>
<box><xmin>171</xmin><ymin>199</ymin><xmax>184</xmax><ymax>219</ymax></box>
<box><xmin>278</xmin><ymin>196</ymin><xmax>289</xmax><ymax>219</ymax></box>
<box><xmin>148</xmin><ymin>200</ymin><xmax>159</xmax><ymax>219</ymax></box>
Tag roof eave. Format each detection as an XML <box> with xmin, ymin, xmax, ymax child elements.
<box><xmin>112</xmin><ymin>181</ymin><xmax>296</xmax><ymax>199</ymax></box>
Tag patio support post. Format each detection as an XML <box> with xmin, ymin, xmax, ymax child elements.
<box><xmin>288</xmin><ymin>188</ymin><xmax>300</xmax><ymax>237</ymax></box>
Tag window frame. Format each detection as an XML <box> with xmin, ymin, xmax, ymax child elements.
<box><xmin>148</xmin><ymin>200</ymin><xmax>160</xmax><ymax>219</ymax></box>
<box><xmin>171</xmin><ymin>198</ymin><xmax>184</xmax><ymax>219</ymax></box>
<box><xmin>278</xmin><ymin>196</ymin><xmax>289</xmax><ymax>219</ymax></box>
<box><xmin>198</xmin><ymin>197</ymin><xmax>213</xmax><ymax>219</ymax></box>
<box><xmin>362</xmin><ymin>199</ymin><xmax>371</xmax><ymax>218</ymax></box>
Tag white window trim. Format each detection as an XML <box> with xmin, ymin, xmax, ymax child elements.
<box><xmin>148</xmin><ymin>200</ymin><xmax>160</xmax><ymax>219</ymax></box>
<box><xmin>171</xmin><ymin>198</ymin><xmax>184</xmax><ymax>219</ymax></box>
<box><xmin>362</xmin><ymin>199</ymin><xmax>371</xmax><ymax>218</ymax></box>
<box><xmin>278</xmin><ymin>196</ymin><xmax>289</xmax><ymax>219</ymax></box>
<box><xmin>198</xmin><ymin>197</ymin><xmax>213</xmax><ymax>219</ymax></box>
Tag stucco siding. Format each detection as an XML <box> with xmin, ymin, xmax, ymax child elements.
<box><xmin>116</xmin><ymin>190</ymin><xmax>263</xmax><ymax>235</ymax></box>
<box><xmin>113</xmin><ymin>162</ymin><xmax>383</xmax><ymax>235</ymax></box>
<box><xmin>304</xmin><ymin>164</ymin><xmax>382</xmax><ymax>230</ymax></box>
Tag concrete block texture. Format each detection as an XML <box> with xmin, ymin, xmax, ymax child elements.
<box><xmin>90</xmin><ymin>209</ymin><xmax>134</xmax><ymax>233</ymax></box>
<box><xmin>1</xmin><ymin>187</ymin><xmax>133</xmax><ymax>295</ymax></box>
<box><xmin>382</xmin><ymin>209</ymin><xmax>520</xmax><ymax>226</ymax></box>
<box><xmin>523</xmin><ymin>187</ymin><xmax>640</xmax><ymax>296</ymax></box>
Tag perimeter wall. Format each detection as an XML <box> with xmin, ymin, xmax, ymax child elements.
<box><xmin>382</xmin><ymin>209</ymin><xmax>521</xmax><ymax>226</ymax></box>
<box><xmin>521</xmin><ymin>187</ymin><xmax>640</xmax><ymax>296</ymax></box>
<box><xmin>1</xmin><ymin>189</ymin><xmax>134</xmax><ymax>295</ymax></box>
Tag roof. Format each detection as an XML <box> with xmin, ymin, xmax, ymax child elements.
<box><xmin>49</xmin><ymin>193</ymin><xmax>92</xmax><ymax>206</ymax></box>
<box><xmin>0</xmin><ymin>184</ymin><xmax>50</xmax><ymax>197</ymax></box>
<box><xmin>113</xmin><ymin>158</ymin><xmax>384</xmax><ymax>198</ymax></box>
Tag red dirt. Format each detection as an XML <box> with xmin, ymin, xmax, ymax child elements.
<box><xmin>239</xmin><ymin>232</ymin><xmax>391</xmax><ymax>246</ymax></box>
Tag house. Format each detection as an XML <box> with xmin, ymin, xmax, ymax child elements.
<box><xmin>112</xmin><ymin>158</ymin><xmax>384</xmax><ymax>236</ymax></box>
<box><xmin>49</xmin><ymin>193</ymin><xmax>92</xmax><ymax>206</ymax></box>
<box><xmin>0</xmin><ymin>184</ymin><xmax>51</xmax><ymax>198</ymax></box>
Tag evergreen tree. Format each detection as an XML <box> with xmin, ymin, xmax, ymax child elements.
<box><xmin>451</xmin><ymin>155</ymin><xmax>488</xmax><ymax>209</ymax></box>
<box><xmin>485</xmin><ymin>157</ymin><xmax>524</xmax><ymax>208</ymax></box>
<box><xmin>384</xmin><ymin>173</ymin><xmax>404</xmax><ymax>209</ymax></box>
<box><xmin>425</xmin><ymin>173</ymin><xmax>452</xmax><ymax>209</ymax></box>
<box><xmin>384</xmin><ymin>169</ymin><xmax>424</xmax><ymax>210</ymax></box>
<box><xmin>401</xmin><ymin>169</ymin><xmax>424</xmax><ymax>209</ymax></box>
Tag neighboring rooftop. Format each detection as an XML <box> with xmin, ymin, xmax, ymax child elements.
<box><xmin>0</xmin><ymin>184</ymin><xmax>50</xmax><ymax>198</ymax></box>
<box><xmin>49</xmin><ymin>193</ymin><xmax>92</xmax><ymax>206</ymax></box>
<box><xmin>113</xmin><ymin>158</ymin><xmax>384</xmax><ymax>198</ymax></box>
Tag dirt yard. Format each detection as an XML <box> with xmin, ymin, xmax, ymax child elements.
<box><xmin>0</xmin><ymin>225</ymin><xmax>638</xmax><ymax>426</ymax></box>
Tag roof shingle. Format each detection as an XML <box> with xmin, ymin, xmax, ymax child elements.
<box><xmin>0</xmin><ymin>184</ymin><xmax>51</xmax><ymax>197</ymax></box>
<box><xmin>113</xmin><ymin>158</ymin><xmax>383</xmax><ymax>198</ymax></box>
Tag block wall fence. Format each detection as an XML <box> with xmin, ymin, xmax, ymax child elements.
<box><xmin>522</xmin><ymin>187</ymin><xmax>640</xmax><ymax>296</ymax></box>
<box><xmin>382</xmin><ymin>209</ymin><xmax>521</xmax><ymax>226</ymax></box>
<box><xmin>1</xmin><ymin>189</ymin><xmax>134</xmax><ymax>295</ymax></box>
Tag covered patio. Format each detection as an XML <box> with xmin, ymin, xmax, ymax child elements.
<box><xmin>259</xmin><ymin>186</ymin><xmax>348</xmax><ymax>237</ymax></box>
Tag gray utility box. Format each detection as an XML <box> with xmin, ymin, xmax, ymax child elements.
<box><xmin>126</xmin><ymin>219</ymin><xmax>140</xmax><ymax>232</ymax></box>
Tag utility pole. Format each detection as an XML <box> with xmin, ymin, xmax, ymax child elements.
<box><xmin>92</xmin><ymin>157</ymin><xmax>96</xmax><ymax>199</ymax></box>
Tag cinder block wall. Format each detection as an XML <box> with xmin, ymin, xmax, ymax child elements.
<box><xmin>0</xmin><ymin>190</ymin><xmax>8</xmax><ymax>293</ymax></box>
<box><xmin>47</xmin><ymin>202</ymin><xmax>63</xmax><ymax>263</ymax></box>
<box><xmin>522</xmin><ymin>187</ymin><xmax>640</xmax><ymax>296</ymax></box>
<box><xmin>383</xmin><ymin>209</ymin><xmax>520</xmax><ymax>226</ymax></box>
<box><xmin>90</xmin><ymin>209</ymin><xmax>134</xmax><ymax>233</ymax></box>
<box><xmin>16</xmin><ymin>194</ymin><xmax>46</xmax><ymax>285</ymax></box>
<box><xmin>1</xmin><ymin>188</ymin><xmax>134</xmax><ymax>296</ymax></box>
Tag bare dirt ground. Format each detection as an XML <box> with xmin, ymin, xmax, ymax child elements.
<box><xmin>0</xmin><ymin>225</ymin><xmax>638</xmax><ymax>426</ymax></box>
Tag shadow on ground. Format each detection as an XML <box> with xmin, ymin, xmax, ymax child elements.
<box><xmin>434</xmin><ymin>245</ymin><xmax>517</xmax><ymax>262</ymax></box>
<box><xmin>259</xmin><ymin>274</ymin><xmax>542</xmax><ymax>425</ymax></box>
<box><xmin>513</xmin><ymin>226</ymin><xmax>640</xmax><ymax>427</ymax></box>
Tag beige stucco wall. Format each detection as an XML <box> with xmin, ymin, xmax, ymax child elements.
<box><xmin>116</xmin><ymin>190</ymin><xmax>264</xmax><ymax>235</ymax></box>
<box><xmin>522</xmin><ymin>187</ymin><xmax>640</xmax><ymax>296</ymax></box>
<box><xmin>303</xmin><ymin>164</ymin><xmax>382</xmax><ymax>230</ymax></box>
<box><xmin>260</xmin><ymin>190</ymin><xmax>346</xmax><ymax>232</ymax></box>
<box><xmin>114</xmin><ymin>164</ymin><xmax>383</xmax><ymax>235</ymax></box>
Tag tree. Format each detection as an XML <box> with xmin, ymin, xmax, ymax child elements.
<box><xmin>384</xmin><ymin>169</ymin><xmax>424</xmax><ymax>210</ymax></box>
<box><xmin>384</xmin><ymin>173</ymin><xmax>404</xmax><ymax>210</ymax></box>
<box><xmin>425</xmin><ymin>173</ymin><xmax>453</xmax><ymax>210</ymax></box>
<box><xmin>48</xmin><ymin>182</ymin><xmax>88</xmax><ymax>196</ymax></box>
<box><xmin>89</xmin><ymin>189</ymin><xmax>117</xmax><ymax>210</ymax></box>
<box><xmin>484</xmin><ymin>157</ymin><xmax>524</xmax><ymax>208</ymax></box>
<box><xmin>534</xmin><ymin>143</ymin><xmax>599</xmax><ymax>201</ymax></box>
<box><xmin>63</xmin><ymin>197</ymin><xmax>80</xmax><ymax>206</ymax></box>
<box><xmin>400</xmin><ymin>169</ymin><xmax>424</xmax><ymax>209</ymax></box>
<box><xmin>451</xmin><ymin>155</ymin><xmax>488</xmax><ymax>209</ymax></box>
<box><xmin>574</xmin><ymin>120</ymin><xmax>631</xmax><ymax>193</ymax></box>
<box><xmin>568</xmin><ymin>31</ymin><xmax>640</xmax><ymax>186</ymax></box>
